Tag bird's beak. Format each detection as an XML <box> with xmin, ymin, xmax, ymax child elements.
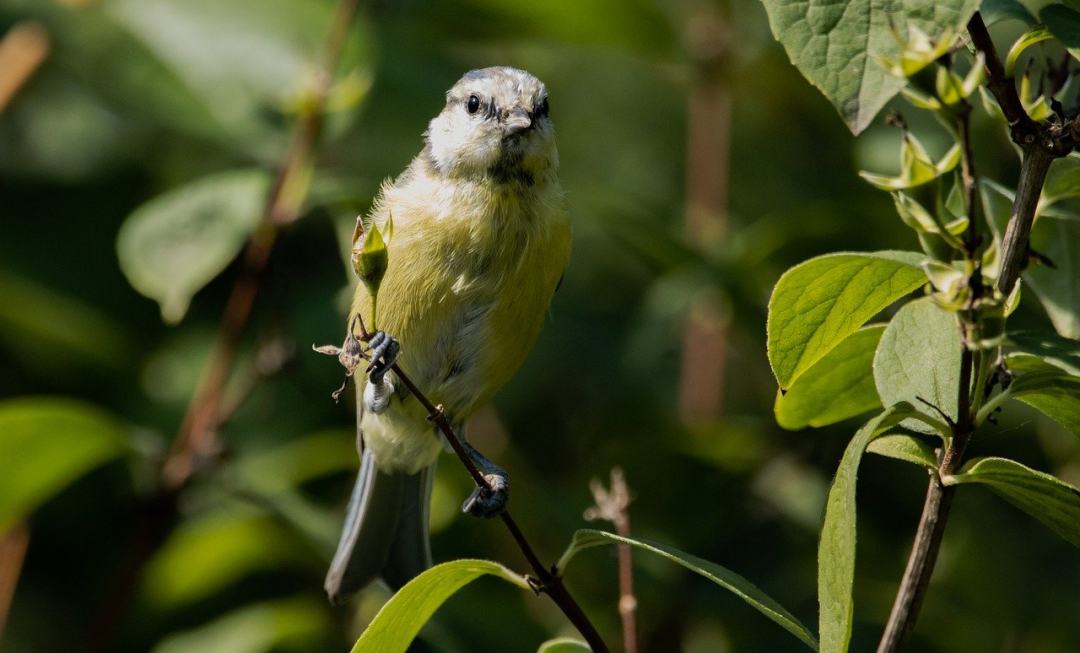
<box><xmin>503</xmin><ymin>106</ymin><xmax>532</xmax><ymax>134</ymax></box>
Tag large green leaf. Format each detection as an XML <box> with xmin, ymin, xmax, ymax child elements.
<box><xmin>1043</xmin><ymin>4</ymin><xmax>1080</xmax><ymax>59</ymax></box>
<box><xmin>116</xmin><ymin>170</ymin><xmax>271</xmax><ymax>324</ymax></box>
<box><xmin>1005</xmin><ymin>355</ymin><xmax>1080</xmax><ymax>436</ymax></box>
<box><xmin>776</xmin><ymin>325</ymin><xmax>885</xmax><ymax>429</ymax></box>
<box><xmin>351</xmin><ymin>560</ymin><xmax>529</xmax><ymax>653</ymax></box>
<box><xmin>152</xmin><ymin>597</ymin><xmax>331</xmax><ymax>653</ymax></box>
<box><xmin>945</xmin><ymin>457</ymin><xmax>1080</xmax><ymax>547</ymax></box>
<box><xmin>0</xmin><ymin>397</ymin><xmax>128</xmax><ymax>531</ymax></box>
<box><xmin>1009</xmin><ymin>330</ymin><xmax>1080</xmax><ymax>376</ymax></box>
<box><xmin>557</xmin><ymin>529</ymin><xmax>818</xmax><ymax>650</ymax></box>
<box><xmin>143</xmin><ymin>511</ymin><xmax>305</xmax><ymax>607</ymax></box>
<box><xmin>980</xmin><ymin>0</ymin><xmax>1036</xmax><ymax>26</ymax></box>
<box><xmin>1025</xmin><ymin>213</ymin><xmax>1080</xmax><ymax>339</ymax></box>
<box><xmin>819</xmin><ymin>403</ymin><xmax>916</xmax><ymax>653</ymax></box>
<box><xmin>768</xmin><ymin>251</ymin><xmax>926</xmax><ymax>389</ymax></box>
<box><xmin>873</xmin><ymin>297</ymin><xmax>962</xmax><ymax>434</ymax></box>
<box><xmin>758</xmin><ymin>0</ymin><xmax>980</xmax><ymax>133</ymax></box>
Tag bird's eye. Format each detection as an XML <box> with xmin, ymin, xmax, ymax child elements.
<box><xmin>536</xmin><ymin>97</ymin><xmax>550</xmax><ymax>118</ymax></box>
<box><xmin>466</xmin><ymin>95</ymin><xmax>481</xmax><ymax>114</ymax></box>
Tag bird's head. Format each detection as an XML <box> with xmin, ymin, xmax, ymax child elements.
<box><xmin>425</xmin><ymin>67</ymin><xmax>557</xmax><ymax>187</ymax></box>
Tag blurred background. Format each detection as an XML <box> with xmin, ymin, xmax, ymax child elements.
<box><xmin>1</xmin><ymin>0</ymin><xmax>1078</xmax><ymax>651</ymax></box>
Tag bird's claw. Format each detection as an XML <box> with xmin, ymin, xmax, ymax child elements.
<box><xmin>462</xmin><ymin>472</ymin><xmax>510</xmax><ymax>518</ymax></box>
<box><xmin>366</xmin><ymin>331</ymin><xmax>400</xmax><ymax>385</ymax></box>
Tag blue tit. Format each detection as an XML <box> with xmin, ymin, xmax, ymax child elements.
<box><xmin>326</xmin><ymin>67</ymin><xmax>571</xmax><ymax>602</ymax></box>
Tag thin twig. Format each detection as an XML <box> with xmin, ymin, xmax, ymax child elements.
<box><xmin>0</xmin><ymin>522</ymin><xmax>30</xmax><ymax>636</ymax></box>
<box><xmin>585</xmin><ymin>468</ymin><xmax>638</xmax><ymax>653</ymax></box>
<box><xmin>162</xmin><ymin>0</ymin><xmax>361</xmax><ymax>489</ymax></box>
<box><xmin>346</xmin><ymin>314</ymin><xmax>610</xmax><ymax>652</ymax></box>
<box><xmin>966</xmin><ymin>13</ymin><xmax>1034</xmax><ymax>138</ymax></box>
<box><xmin>0</xmin><ymin>22</ymin><xmax>48</xmax><ymax>114</ymax></box>
<box><xmin>678</xmin><ymin>4</ymin><xmax>731</xmax><ymax>424</ymax></box>
<box><xmin>86</xmin><ymin>3</ymin><xmax>361</xmax><ymax>649</ymax></box>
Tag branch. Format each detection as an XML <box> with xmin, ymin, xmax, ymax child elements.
<box><xmin>0</xmin><ymin>22</ymin><xmax>48</xmax><ymax>113</ymax></box>
<box><xmin>585</xmin><ymin>468</ymin><xmax>638</xmax><ymax>653</ymax></box>
<box><xmin>86</xmin><ymin>4</ymin><xmax>361</xmax><ymax>649</ymax></box>
<box><xmin>966</xmin><ymin>13</ymin><xmax>1034</xmax><ymax>139</ymax></box>
<box><xmin>879</xmin><ymin>15</ymin><xmax>1066</xmax><ymax>649</ymax></box>
<box><xmin>997</xmin><ymin>146</ymin><xmax>1054</xmax><ymax>294</ymax></box>
<box><xmin>162</xmin><ymin>0</ymin><xmax>361</xmax><ymax>489</ymax></box>
<box><xmin>347</xmin><ymin>316</ymin><xmax>610</xmax><ymax>653</ymax></box>
<box><xmin>0</xmin><ymin>522</ymin><xmax>29</xmax><ymax>634</ymax></box>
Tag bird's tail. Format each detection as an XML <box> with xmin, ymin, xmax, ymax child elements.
<box><xmin>324</xmin><ymin>447</ymin><xmax>433</xmax><ymax>603</ymax></box>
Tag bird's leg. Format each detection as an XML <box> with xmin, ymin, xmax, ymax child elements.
<box><xmin>363</xmin><ymin>331</ymin><xmax>400</xmax><ymax>414</ymax></box>
<box><xmin>460</xmin><ymin>440</ymin><xmax>510</xmax><ymax>518</ymax></box>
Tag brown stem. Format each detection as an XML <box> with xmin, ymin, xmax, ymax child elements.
<box><xmin>0</xmin><ymin>22</ymin><xmax>49</xmax><ymax>113</ymax></box>
<box><xmin>878</xmin><ymin>15</ymin><xmax>1063</xmax><ymax>648</ymax></box>
<box><xmin>386</xmin><ymin>359</ymin><xmax>610</xmax><ymax>653</ymax></box>
<box><xmin>585</xmin><ymin>468</ymin><xmax>637</xmax><ymax>653</ymax></box>
<box><xmin>85</xmin><ymin>3</ymin><xmax>360</xmax><ymax>649</ymax></box>
<box><xmin>162</xmin><ymin>0</ymin><xmax>360</xmax><ymax>489</ymax></box>
<box><xmin>877</xmin><ymin>349</ymin><xmax>971</xmax><ymax>653</ymax></box>
<box><xmin>966</xmin><ymin>13</ymin><xmax>1035</xmax><ymax>138</ymax></box>
<box><xmin>997</xmin><ymin>146</ymin><xmax>1053</xmax><ymax>294</ymax></box>
<box><xmin>0</xmin><ymin>522</ymin><xmax>30</xmax><ymax>636</ymax></box>
<box><xmin>678</xmin><ymin>4</ymin><xmax>731</xmax><ymax>424</ymax></box>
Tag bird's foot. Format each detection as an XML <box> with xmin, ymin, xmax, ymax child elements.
<box><xmin>365</xmin><ymin>331</ymin><xmax>400</xmax><ymax>385</ymax></box>
<box><xmin>462</xmin><ymin>471</ymin><xmax>510</xmax><ymax>518</ymax></box>
<box><xmin>460</xmin><ymin>441</ymin><xmax>510</xmax><ymax>518</ymax></box>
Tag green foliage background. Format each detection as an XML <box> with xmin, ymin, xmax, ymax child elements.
<box><xmin>1</xmin><ymin>0</ymin><xmax>1078</xmax><ymax>651</ymax></box>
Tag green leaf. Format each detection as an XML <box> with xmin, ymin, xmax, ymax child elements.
<box><xmin>152</xmin><ymin>597</ymin><xmax>331</xmax><ymax>653</ymax></box>
<box><xmin>759</xmin><ymin>0</ymin><xmax>980</xmax><ymax>133</ymax></box>
<box><xmin>0</xmin><ymin>272</ymin><xmax>132</xmax><ymax>374</ymax></box>
<box><xmin>1009</xmin><ymin>330</ymin><xmax>1080</xmax><ymax>375</ymax></box>
<box><xmin>944</xmin><ymin>457</ymin><xmax>1080</xmax><ymax>547</ymax></box>
<box><xmin>0</xmin><ymin>397</ymin><xmax>128</xmax><ymax>531</ymax></box>
<box><xmin>819</xmin><ymin>403</ymin><xmax>916</xmax><ymax>653</ymax></box>
<box><xmin>873</xmin><ymin>297</ymin><xmax>962</xmax><ymax>434</ymax></box>
<box><xmin>537</xmin><ymin>639</ymin><xmax>592</xmax><ymax>653</ymax></box>
<box><xmin>1040</xmin><ymin>155</ymin><xmax>1080</xmax><ymax>208</ymax></box>
<box><xmin>1005</xmin><ymin>26</ymin><xmax>1054</xmax><ymax>77</ymax></box>
<box><xmin>775</xmin><ymin>326</ymin><xmax>885</xmax><ymax>429</ymax></box>
<box><xmin>104</xmin><ymin>0</ymin><xmax>371</xmax><ymax>158</ymax></box>
<box><xmin>860</xmin><ymin>136</ymin><xmax>962</xmax><ymax>191</ymax></box>
<box><xmin>233</xmin><ymin>430</ymin><xmax>357</xmax><ymax>496</ymax></box>
<box><xmin>1043</xmin><ymin>5</ymin><xmax>1080</xmax><ymax>57</ymax></box>
<box><xmin>981</xmin><ymin>0</ymin><xmax>1036</xmax><ymax>26</ymax></box>
<box><xmin>866</xmin><ymin>434</ymin><xmax>938</xmax><ymax>468</ymax></box>
<box><xmin>351</xmin><ymin>560</ymin><xmax>529</xmax><ymax>653</ymax></box>
<box><xmin>1026</xmin><ymin>213</ymin><xmax>1080</xmax><ymax>338</ymax></box>
<box><xmin>557</xmin><ymin>529</ymin><xmax>818</xmax><ymax>650</ymax></box>
<box><xmin>143</xmin><ymin>512</ymin><xmax>303</xmax><ymax>607</ymax></box>
<box><xmin>1004</xmin><ymin>355</ymin><xmax>1080</xmax><ymax>436</ymax></box>
<box><xmin>768</xmin><ymin>251</ymin><xmax>926</xmax><ymax>389</ymax></box>
<box><xmin>117</xmin><ymin>170</ymin><xmax>271</xmax><ymax>324</ymax></box>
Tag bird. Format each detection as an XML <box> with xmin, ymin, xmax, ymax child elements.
<box><xmin>324</xmin><ymin>67</ymin><xmax>571</xmax><ymax>603</ymax></box>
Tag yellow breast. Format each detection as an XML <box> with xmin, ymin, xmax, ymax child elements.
<box><xmin>350</xmin><ymin>156</ymin><xmax>570</xmax><ymax>472</ymax></box>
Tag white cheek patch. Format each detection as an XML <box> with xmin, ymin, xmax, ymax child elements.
<box><xmin>428</xmin><ymin>113</ymin><xmax>501</xmax><ymax>176</ymax></box>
